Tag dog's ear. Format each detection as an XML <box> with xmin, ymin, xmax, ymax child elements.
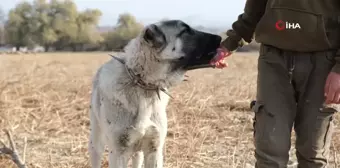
<box><xmin>143</xmin><ymin>24</ymin><xmax>166</xmax><ymax>48</ymax></box>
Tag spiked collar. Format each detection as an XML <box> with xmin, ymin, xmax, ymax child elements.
<box><xmin>109</xmin><ymin>54</ymin><xmax>173</xmax><ymax>100</ymax></box>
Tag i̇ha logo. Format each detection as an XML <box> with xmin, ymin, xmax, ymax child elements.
<box><xmin>275</xmin><ymin>20</ymin><xmax>301</xmax><ymax>31</ymax></box>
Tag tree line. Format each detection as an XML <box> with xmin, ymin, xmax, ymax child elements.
<box><xmin>0</xmin><ymin>0</ymin><xmax>144</xmax><ymax>52</ymax></box>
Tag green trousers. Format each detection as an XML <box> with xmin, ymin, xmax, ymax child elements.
<box><xmin>252</xmin><ymin>44</ymin><xmax>338</xmax><ymax>168</ymax></box>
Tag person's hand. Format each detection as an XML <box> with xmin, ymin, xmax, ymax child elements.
<box><xmin>210</xmin><ymin>29</ymin><xmax>249</xmax><ymax>69</ymax></box>
<box><xmin>324</xmin><ymin>71</ymin><xmax>340</xmax><ymax>104</ymax></box>
<box><xmin>220</xmin><ymin>29</ymin><xmax>248</xmax><ymax>53</ymax></box>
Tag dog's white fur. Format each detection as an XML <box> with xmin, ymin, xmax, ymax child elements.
<box><xmin>88</xmin><ymin>23</ymin><xmax>187</xmax><ymax>168</ymax></box>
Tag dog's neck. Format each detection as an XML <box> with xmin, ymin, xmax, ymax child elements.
<box><xmin>110</xmin><ymin>37</ymin><xmax>173</xmax><ymax>99</ymax></box>
<box><xmin>123</xmin><ymin>37</ymin><xmax>170</xmax><ymax>89</ymax></box>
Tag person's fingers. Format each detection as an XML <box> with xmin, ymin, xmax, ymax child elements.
<box><xmin>226</xmin><ymin>29</ymin><xmax>236</xmax><ymax>37</ymax></box>
<box><xmin>326</xmin><ymin>82</ymin><xmax>336</xmax><ymax>104</ymax></box>
<box><xmin>334</xmin><ymin>90</ymin><xmax>340</xmax><ymax>104</ymax></box>
<box><xmin>324</xmin><ymin>73</ymin><xmax>332</xmax><ymax>97</ymax></box>
<box><xmin>222</xmin><ymin>49</ymin><xmax>232</xmax><ymax>57</ymax></box>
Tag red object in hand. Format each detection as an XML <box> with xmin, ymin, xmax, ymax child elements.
<box><xmin>210</xmin><ymin>47</ymin><xmax>232</xmax><ymax>68</ymax></box>
<box><xmin>324</xmin><ymin>71</ymin><xmax>340</xmax><ymax>104</ymax></box>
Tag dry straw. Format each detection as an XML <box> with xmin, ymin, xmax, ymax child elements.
<box><xmin>0</xmin><ymin>52</ymin><xmax>339</xmax><ymax>168</ymax></box>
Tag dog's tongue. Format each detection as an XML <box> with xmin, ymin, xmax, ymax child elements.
<box><xmin>210</xmin><ymin>47</ymin><xmax>232</xmax><ymax>68</ymax></box>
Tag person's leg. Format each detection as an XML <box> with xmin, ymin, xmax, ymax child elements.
<box><xmin>294</xmin><ymin>51</ymin><xmax>338</xmax><ymax>168</ymax></box>
<box><xmin>253</xmin><ymin>44</ymin><xmax>297</xmax><ymax>167</ymax></box>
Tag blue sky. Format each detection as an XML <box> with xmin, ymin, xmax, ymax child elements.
<box><xmin>1</xmin><ymin>0</ymin><xmax>246</xmax><ymax>28</ymax></box>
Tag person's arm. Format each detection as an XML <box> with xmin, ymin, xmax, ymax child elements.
<box><xmin>230</xmin><ymin>0</ymin><xmax>268</xmax><ymax>43</ymax></box>
<box><xmin>217</xmin><ymin>0</ymin><xmax>268</xmax><ymax>68</ymax></box>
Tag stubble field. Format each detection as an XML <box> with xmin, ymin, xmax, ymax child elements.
<box><xmin>0</xmin><ymin>52</ymin><xmax>339</xmax><ymax>168</ymax></box>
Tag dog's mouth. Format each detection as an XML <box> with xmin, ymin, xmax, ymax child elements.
<box><xmin>182</xmin><ymin>50</ymin><xmax>219</xmax><ymax>70</ymax></box>
<box><xmin>182</xmin><ymin>33</ymin><xmax>223</xmax><ymax>70</ymax></box>
<box><xmin>170</xmin><ymin>31</ymin><xmax>223</xmax><ymax>71</ymax></box>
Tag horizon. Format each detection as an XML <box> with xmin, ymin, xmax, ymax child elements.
<box><xmin>1</xmin><ymin>0</ymin><xmax>246</xmax><ymax>28</ymax></box>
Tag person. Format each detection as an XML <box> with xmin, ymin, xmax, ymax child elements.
<box><xmin>218</xmin><ymin>0</ymin><xmax>340</xmax><ymax>167</ymax></box>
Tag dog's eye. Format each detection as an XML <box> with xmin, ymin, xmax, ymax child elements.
<box><xmin>183</xmin><ymin>24</ymin><xmax>194</xmax><ymax>34</ymax></box>
<box><xmin>185</xmin><ymin>28</ymin><xmax>194</xmax><ymax>35</ymax></box>
<box><xmin>177</xmin><ymin>28</ymin><xmax>194</xmax><ymax>37</ymax></box>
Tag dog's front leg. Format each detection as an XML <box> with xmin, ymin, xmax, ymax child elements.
<box><xmin>88</xmin><ymin>125</ymin><xmax>104</xmax><ymax>168</ymax></box>
<box><xmin>126</xmin><ymin>99</ymin><xmax>152</xmax><ymax>147</ymax></box>
<box><xmin>132</xmin><ymin>151</ymin><xmax>144</xmax><ymax>168</ymax></box>
<box><xmin>108</xmin><ymin>150</ymin><xmax>128</xmax><ymax>168</ymax></box>
<box><xmin>142</xmin><ymin>125</ymin><xmax>163</xmax><ymax>168</ymax></box>
<box><xmin>88</xmin><ymin>109</ymin><xmax>104</xmax><ymax>168</ymax></box>
<box><xmin>144</xmin><ymin>147</ymin><xmax>163</xmax><ymax>168</ymax></box>
<box><xmin>156</xmin><ymin>151</ymin><xmax>164</xmax><ymax>168</ymax></box>
<box><xmin>155</xmin><ymin>148</ymin><xmax>164</xmax><ymax>168</ymax></box>
<box><xmin>135</xmin><ymin>98</ymin><xmax>153</xmax><ymax>130</ymax></box>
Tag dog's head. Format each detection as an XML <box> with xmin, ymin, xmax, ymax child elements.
<box><xmin>141</xmin><ymin>20</ymin><xmax>222</xmax><ymax>71</ymax></box>
<box><xmin>125</xmin><ymin>20</ymin><xmax>222</xmax><ymax>87</ymax></box>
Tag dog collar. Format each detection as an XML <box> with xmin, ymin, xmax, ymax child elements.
<box><xmin>109</xmin><ymin>54</ymin><xmax>173</xmax><ymax>100</ymax></box>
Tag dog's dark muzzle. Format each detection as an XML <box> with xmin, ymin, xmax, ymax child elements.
<box><xmin>182</xmin><ymin>32</ymin><xmax>222</xmax><ymax>70</ymax></box>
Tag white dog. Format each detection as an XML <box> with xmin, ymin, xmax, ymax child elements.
<box><xmin>88</xmin><ymin>20</ymin><xmax>222</xmax><ymax>168</ymax></box>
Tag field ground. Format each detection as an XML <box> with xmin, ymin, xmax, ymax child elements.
<box><xmin>0</xmin><ymin>52</ymin><xmax>339</xmax><ymax>168</ymax></box>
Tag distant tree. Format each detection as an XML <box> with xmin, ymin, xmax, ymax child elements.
<box><xmin>104</xmin><ymin>13</ymin><xmax>143</xmax><ymax>51</ymax></box>
<box><xmin>3</xmin><ymin>1</ymin><xmax>144</xmax><ymax>52</ymax></box>
<box><xmin>3</xmin><ymin>0</ymin><xmax>103</xmax><ymax>51</ymax></box>
<box><xmin>31</xmin><ymin>0</ymin><xmax>58</xmax><ymax>51</ymax></box>
<box><xmin>46</xmin><ymin>0</ymin><xmax>103</xmax><ymax>51</ymax></box>
<box><xmin>0</xmin><ymin>8</ymin><xmax>4</xmax><ymax>22</ymax></box>
<box><xmin>5</xmin><ymin>2</ymin><xmax>36</xmax><ymax>50</ymax></box>
<box><xmin>49</xmin><ymin>0</ymin><xmax>79</xmax><ymax>51</ymax></box>
<box><xmin>117</xmin><ymin>13</ymin><xmax>140</xmax><ymax>28</ymax></box>
<box><xmin>0</xmin><ymin>7</ymin><xmax>5</xmax><ymax>45</ymax></box>
<box><xmin>70</xmin><ymin>9</ymin><xmax>103</xmax><ymax>51</ymax></box>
